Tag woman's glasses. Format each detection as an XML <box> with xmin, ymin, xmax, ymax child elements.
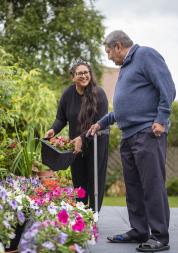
<box><xmin>75</xmin><ymin>71</ymin><xmax>90</xmax><ymax>77</ymax></box>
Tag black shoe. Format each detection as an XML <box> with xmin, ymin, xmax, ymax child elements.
<box><xmin>136</xmin><ymin>238</ymin><xmax>170</xmax><ymax>252</ymax></box>
<box><xmin>107</xmin><ymin>232</ymin><xmax>146</xmax><ymax>243</ymax></box>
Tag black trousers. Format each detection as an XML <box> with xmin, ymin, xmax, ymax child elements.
<box><xmin>71</xmin><ymin>135</ymin><xmax>109</xmax><ymax>212</ymax></box>
<box><xmin>120</xmin><ymin>127</ymin><xmax>170</xmax><ymax>244</ymax></box>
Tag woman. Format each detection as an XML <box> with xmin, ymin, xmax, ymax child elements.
<box><xmin>46</xmin><ymin>61</ymin><xmax>109</xmax><ymax>211</ymax></box>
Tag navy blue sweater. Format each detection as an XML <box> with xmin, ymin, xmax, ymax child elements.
<box><xmin>99</xmin><ymin>44</ymin><xmax>176</xmax><ymax>139</ymax></box>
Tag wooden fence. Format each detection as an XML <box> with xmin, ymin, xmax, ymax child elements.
<box><xmin>107</xmin><ymin>147</ymin><xmax>178</xmax><ymax>182</ymax></box>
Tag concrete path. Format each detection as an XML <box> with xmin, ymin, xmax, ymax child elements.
<box><xmin>88</xmin><ymin>206</ymin><xmax>178</xmax><ymax>253</ymax></box>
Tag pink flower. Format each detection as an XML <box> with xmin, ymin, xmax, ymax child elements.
<box><xmin>93</xmin><ymin>224</ymin><xmax>99</xmax><ymax>240</ymax></box>
<box><xmin>57</xmin><ymin>209</ymin><xmax>69</xmax><ymax>224</ymax></box>
<box><xmin>52</xmin><ymin>186</ymin><xmax>61</xmax><ymax>197</ymax></box>
<box><xmin>72</xmin><ymin>216</ymin><xmax>85</xmax><ymax>232</ymax></box>
<box><xmin>34</xmin><ymin>197</ymin><xmax>46</xmax><ymax>206</ymax></box>
<box><xmin>76</xmin><ymin>187</ymin><xmax>86</xmax><ymax>199</ymax></box>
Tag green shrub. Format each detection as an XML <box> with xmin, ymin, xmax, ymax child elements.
<box><xmin>11</xmin><ymin>127</ymin><xmax>41</xmax><ymax>177</ymax></box>
<box><xmin>168</xmin><ymin>101</ymin><xmax>178</xmax><ymax>146</ymax></box>
<box><xmin>0</xmin><ymin>47</ymin><xmax>62</xmax><ymax>173</ymax></box>
<box><xmin>166</xmin><ymin>177</ymin><xmax>178</xmax><ymax>196</ymax></box>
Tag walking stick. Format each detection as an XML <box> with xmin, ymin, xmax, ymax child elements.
<box><xmin>94</xmin><ymin>133</ymin><xmax>99</xmax><ymax>217</ymax></box>
<box><xmin>93</xmin><ymin>129</ymin><xmax>110</xmax><ymax>222</ymax></box>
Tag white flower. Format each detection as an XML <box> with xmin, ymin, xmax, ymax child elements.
<box><xmin>76</xmin><ymin>202</ymin><xmax>86</xmax><ymax>211</ymax></box>
<box><xmin>60</xmin><ymin>201</ymin><xmax>74</xmax><ymax>211</ymax></box>
<box><xmin>8</xmin><ymin>232</ymin><xmax>16</xmax><ymax>239</ymax></box>
<box><xmin>87</xmin><ymin>235</ymin><xmax>96</xmax><ymax>245</ymax></box>
<box><xmin>93</xmin><ymin>212</ymin><xmax>99</xmax><ymax>223</ymax></box>
<box><xmin>15</xmin><ymin>194</ymin><xmax>23</xmax><ymax>204</ymax></box>
<box><xmin>30</xmin><ymin>203</ymin><xmax>39</xmax><ymax>210</ymax></box>
<box><xmin>3</xmin><ymin>220</ymin><xmax>11</xmax><ymax>229</ymax></box>
<box><xmin>47</xmin><ymin>205</ymin><xmax>58</xmax><ymax>215</ymax></box>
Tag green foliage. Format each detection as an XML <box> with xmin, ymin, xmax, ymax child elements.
<box><xmin>56</xmin><ymin>168</ymin><xmax>72</xmax><ymax>187</ymax></box>
<box><xmin>108</xmin><ymin>103</ymin><xmax>122</xmax><ymax>152</ymax></box>
<box><xmin>108</xmin><ymin>124</ymin><xmax>121</xmax><ymax>153</ymax></box>
<box><xmin>103</xmin><ymin>196</ymin><xmax>178</xmax><ymax>207</ymax></box>
<box><xmin>0</xmin><ymin>0</ymin><xmax>105</xmax><ymax>81</ymax></box>
<box><xmin>11</xmin><ymin>127</ymin><xmax>41</xmax><ymax>177</ymax></box>
<box><xmin>166</xmin><ymin>177</ymin><xmax>178</xmax><ymax>196</ymax></box>
<box><xmin>0</xmin><ymin>137</ymin><xmax>19</xmax><ymax>178</ymax></box>
<box><xmin>168</xmin><ymin>101</ymin><xmax>178</xmax><ymax>146</ymax></box>
<box><xmin>0</xmin><ymin>48</ymin><xmax>59</xmax><ymax>173</ymax></box>
<box><xmin>0</xmin><ymin>47</ymin><xmax>57</xmax><ymax>135</ymax></box>
<box><xmin>14</xmin><ymin>69</ymin><xmax>57</xmax><ymax>133</ymax></box>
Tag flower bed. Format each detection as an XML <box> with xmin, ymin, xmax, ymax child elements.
<box><xmin>0</xmin><ymin>176</ymin><xmax>97</xmax><ymax>253</ymax></box>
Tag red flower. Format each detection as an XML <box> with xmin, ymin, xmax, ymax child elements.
<box><xmin>35</xmin><ymin>187</ymin><xmax>44</xmax><ymax>196</ymax></box>
<box><xmin>9</xmin><ymin>142</ymin><xmax>17</xmax><ymax>148</ymax></box>
<box><xmin>76</xmin><ymin>187</ymin><xmax>86</xmax><ymax>199</ymax></box>
<box><xmin>57</xmin><ymin>209</ymin><xmax>69</xmax><ymax>224</ymax></box>
<box><xmin>72</xmin><ymin>216</ymin><xmax>85</xmax><ymax>232</ymax></box>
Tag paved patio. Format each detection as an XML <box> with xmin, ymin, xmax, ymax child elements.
<box><xmin>88</xmin><ymin>206</ymin><xmax>178</xmax><ymax>253</ymax></box>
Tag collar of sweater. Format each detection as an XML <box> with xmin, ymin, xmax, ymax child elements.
<box><xmin>122</xmin><ymin>44</ymin><xmax>139</xmax><ymax>67</ymax></box>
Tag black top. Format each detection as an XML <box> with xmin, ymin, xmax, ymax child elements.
<box><xmin>51</xmin><ymin>84</ymin><xmax>108</xmax><ymax>139</ymax></box>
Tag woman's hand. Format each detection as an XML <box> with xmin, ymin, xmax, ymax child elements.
<box><xmin>45</xmin><ymin>129</ymin><xmax>55</xmax><ymax>139</ymax></box>
<box><xmin>71</xmin><ymin>136</ymin><xmax>82</xmax><ymax>154</ymax></box>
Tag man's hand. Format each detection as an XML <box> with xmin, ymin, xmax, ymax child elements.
<box><xmin>86</xmin><ymin>123</ymin><xmax>101</xmax><ymax>137</ymax></box>
<box><xmin>152</xmin><ymin>123</ymin><xmax>165</xmax><ymax>137</ymax></box>
<box><xmin>45</xmin><ymin>129</ymin><xmax>55</xmax><ymax>138</ymax></box>
<box><xmin>71</xmin><ymin>136</ymin><xmax>82</xmax><ymax>154</ymax></box>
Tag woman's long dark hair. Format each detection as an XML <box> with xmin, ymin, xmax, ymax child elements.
<box><xmin>70</xmin><ymin>61</ymin><xmax>98</xmax><ymax>133</ymax></box>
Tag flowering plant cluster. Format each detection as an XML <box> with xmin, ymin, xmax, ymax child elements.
<box><xmin>0</xmin><ymin>176</ymin><xmax>97</xmax><ymax>253</ymax></box>
<box><xmin>0</xmin><ymin>176</ymin><xmax>41</xmax><ymax>250</ymax></box>
<box><xmin>19</xmin><ymin>200</ymin><xmax>97</xmax><ymax>253</ymax></box>
<box><xmin>48</xmin><ymin>136</ymin><xmax>74</xmax><ymax>151</ymax></box>
<box><xmin>0</xmin><ymin>184</ymin><xmax>24</xmax><ymax>248</ymax></box>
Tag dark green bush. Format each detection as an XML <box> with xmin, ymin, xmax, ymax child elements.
<box><xmin>168</xmin><ymin>101</ymin><xmax>178</xmax><ymax>147</ymax></box>
<box><xmin>166</xmin><ymin>177</ymin><xmax>178</xmax><ymax>196</ymax></box>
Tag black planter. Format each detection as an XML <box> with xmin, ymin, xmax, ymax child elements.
<box><xmin>41</xmin><ymin>138</ymin><xmax>76</xmax><ymax>171</ymax></box>
<box><xmin>5</xmin><ymin>223</ymin><xmax>25</xmax><ymax>252</ymax></box>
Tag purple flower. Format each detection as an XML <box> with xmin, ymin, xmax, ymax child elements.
<box><xmin>75</xmin><ymin>244</ymin><xmax>85</xmax><ymax>253</ymax></box>
<box><xmin>31</xmin><ymin>222</ymin><xmax>41</xmax><ymax>230</ymax></box>
<box><xmin>24</xmin><ymin>230</ymin><xmax>38</xmax><ymax>240</ymax></box>
<box><xmin>0</xmin><ymin>187</ymin><xmax>7</xmax><ymax>200</ymax></box>
<box><xmin>21</xmin><ymin>249</ymin><xmax>37</xmax><ymax>253</ymax></box>
<box><xmin>31</xmin><ymin>178</ymin><xmax>40</xmax><ymax>186</ymax></box>
<box><xmin>42</xmin><ymin>241</ymin><xmax>55</xmax><ymax>250</ymax></box>
<box><xmin>19</xmin><ymin>239</ymin><xmax>32</xmax><ymax>251</ymax></box>
<box><xmin>30</xmin><ymin>203</ymin><xmax>39</xmax><ymax>210</ymax></box>
<box><xmin>17</xmin><ymin>211</ymin><xmax>25</xmax><ymax>223</ymax></box>
<box><xmin>59</xmin><ymin>232</ymin><xmax>68</xmax><ymax>244</ymax></box>
<box><xmin>35</xmin><ymin>209</ymin><xmax>43</xmax><ymax>217</ymax></box>
<box><xmin>47</xmin><ymin>205</ymin><xmax>57</xmax><ymax>215</ymax></box>
<box><xmin>0</xmin><ymin>204</ymin><xmax>3</xmax><ymax>210</ymax></box>
<box><xmin>6</xmin><ymin>176</ymin><xmax>14</xmax><ymax>184</ymax></box>
<box><xmin>3</xmin><ymin>220</ymin><xmax>11</xmax><ymax>229</ymax></box>
<box><xmin>8</xmin><ymin>199</ymin><xmax>18</xmax><ymax>210</ymax></box>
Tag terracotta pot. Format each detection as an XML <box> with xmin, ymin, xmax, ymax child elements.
<box><xmin>37</xmin><ymin>170</ymin><xmax>56</xmax><ymax>182</ymax></box>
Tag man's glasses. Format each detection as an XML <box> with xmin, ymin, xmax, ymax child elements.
<box><xmin>75</xmin><ymin>71</ymin><xmax>90</xmax><ymax>77</ymax></box>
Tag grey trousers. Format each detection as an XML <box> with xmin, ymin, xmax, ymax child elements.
<box><xmin>120</xmin><ymin>127</ymin><xmax>170</xmax><ymax>244</ymax></box>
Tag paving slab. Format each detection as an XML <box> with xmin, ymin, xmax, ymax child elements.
<box><xmin>88</xmin><ymin>206</ymin><xmax>178</xmax><ymax>253</ymax></box>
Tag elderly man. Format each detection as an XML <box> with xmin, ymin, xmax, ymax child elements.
<box><xmin>87</xmin><ymin>30</ymin><xmax>176</xmax><ymax>252</ymax></box>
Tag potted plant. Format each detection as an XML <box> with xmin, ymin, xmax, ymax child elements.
<box><xmin>41</xmin><ymin>136</ymin><xmax>75</xmax><ymax>171</ymax></box>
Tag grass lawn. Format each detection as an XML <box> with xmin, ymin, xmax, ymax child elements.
<box><xmin>103</xmin><ymin>196</ymin><xmax>178</xmax><ymax>207</ymax></box>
